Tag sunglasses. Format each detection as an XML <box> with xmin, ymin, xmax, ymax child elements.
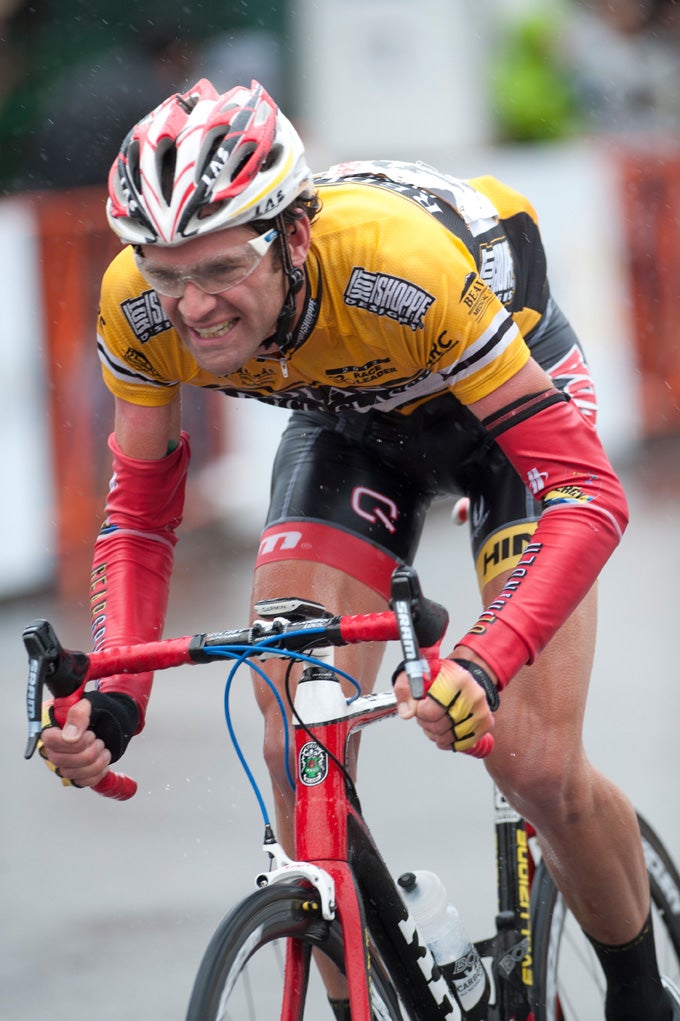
<box><xmin>134</xmin><ymin>228</ymin><xmax>279</xmax><ymax>298</ymax></box>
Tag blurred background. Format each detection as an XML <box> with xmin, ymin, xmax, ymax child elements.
<box><xmin>1</xmin><ymin>0</ymin><xmax>679</xmax><ymax>600</ymax></box>
<box><xmin>1</xmin><ymin>1</ymin><xmax>679</xmax><ymax>1018</ymax></box>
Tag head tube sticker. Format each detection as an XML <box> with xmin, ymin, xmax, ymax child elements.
<box><xmin>299</xmin><ymin>741</ymin><xmax>328</xmax><ymax>786</ymax></box>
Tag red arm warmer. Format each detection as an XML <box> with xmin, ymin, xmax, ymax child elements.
<box><xmin>89</xmin><ymin>432</ymin><xmax>191</xmax><ymax>728</ymax></box>
<box><xmin>459</xmin><ymin>394</ymin><xmax>628</xmax><ymax>688</ymax></box>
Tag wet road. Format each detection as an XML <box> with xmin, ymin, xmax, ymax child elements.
<box><xmin>2</xmin><ymin>439</ymin><xmax>679</xmax><ymax>1020</ymax></box>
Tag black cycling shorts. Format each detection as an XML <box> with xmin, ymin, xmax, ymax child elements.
<box><xmin>255</xmin><ymin>301</ymin><xmax>598</xmax><ymax>598</ymax></box>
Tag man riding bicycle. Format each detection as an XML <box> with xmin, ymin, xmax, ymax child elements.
<box><xmin>40</xmin><ymin>79</ymin><xmax>679</xmax><ymax>1021</ymax></box>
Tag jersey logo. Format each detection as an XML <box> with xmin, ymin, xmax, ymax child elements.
<box><xmin>479</xmin><ymin>237</ymin><xmax>516</xmax><ymax>305</ymax></box>
<box><xmin>232</xmin><ymin>365</ymin><xmax>277</xmax><ymax>387</ymax></box>
<box><xmin>121</xmin><ymin>290</ymin><xmax>172</xmax><ymax>344</ymax></box>
<box><xmin>344</xmin><ymin>268</ymin><xmax>434</xmax><ymax>331</ymax></box>
<box><xmin>426</xmin><ymin>331</ymin><xmax>459</xmax><ymax>369</ymax></box>
<box><xmin>325</xmin><ymin>358</ymin><xmax>396</xmax><ymax>384</ymax></box>
<box><xmin>460</xmin><ymin>273</ymin><xmax>496</xmax><ymax>322</ymax></box>
<box><xmin>123</xmin><ymin>347</ymin><xmax>163</xmax><ymax>379</ymax></box>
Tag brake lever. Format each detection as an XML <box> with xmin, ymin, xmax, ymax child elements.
<box><xmin>23</xmin><ymin>619</ymin><xmax>90</xmax><ymax>758</ymax></box>
<box><xmin>389</xmin><ymin>568</ymin><xmax>494</xmax><ymax>759</ymax></box>
<box><xmin>23</xmin><ymin>620</ymin><xmax>137</xmax><ymax>800</ymax></box>
<box><xmin>389</xmin><ymin>565</ymin><xmax>449</xmax><ymax>699</ymax></box>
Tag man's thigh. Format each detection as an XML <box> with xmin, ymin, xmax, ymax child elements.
<box><xmin>483</xmin><ymin>572</ymin><xmax>598</xmax><ymax>792</ymax></box>
<box><xmin>256</xmin><ymin>410</ymin><xmax>431</xmax><ymax>600</ymax></box>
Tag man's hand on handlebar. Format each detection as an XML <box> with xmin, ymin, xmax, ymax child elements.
<box><xmin>394</xmin><ymin>655</ymin><xmax>498</xmax><ymax>753</ymax></box>
<box><xmin>39</xmin><ymin>699</ymin><xmax>112</xmax><ymax>788</ymax></box>
<box><xmin>39</xmin><ymin>690</ymin><xmax>139</xmax><ymax>789</ymax></box>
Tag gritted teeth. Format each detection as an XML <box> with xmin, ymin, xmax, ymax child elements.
<box><xmin>195</xmin><ymin>319</ymin><xmax>238</xmax><ymax>338</ymax></box>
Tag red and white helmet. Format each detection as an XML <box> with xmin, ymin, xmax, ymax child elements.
<box><xmin>107</xmin><ymin>79</ymin><xmax>314</xmax><ymax>246</ymax></box>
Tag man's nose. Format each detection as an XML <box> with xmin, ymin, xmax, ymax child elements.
<box><xmin>177</xmin><ymin>279</ymin><xmax>219</xmax><ymax>313</ymax></box>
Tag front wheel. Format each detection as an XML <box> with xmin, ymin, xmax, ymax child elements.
<box><xmin>186</xmin><ymin>881</ymin><xmax>404</xmax><ymax>1020</ymax></box>
<box><xmin>531</xmin><ymin>814</ymin><xmax>680</xmax><ymax>1021</ymax></box>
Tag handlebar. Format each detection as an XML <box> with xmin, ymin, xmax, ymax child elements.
<box><xmin>23</xmin><ymin>565</ymin><xmax>495</xmax><ymax>800</ymax></box>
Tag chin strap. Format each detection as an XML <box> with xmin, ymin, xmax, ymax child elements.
<box><xmin>260</xmin><ymin>214</ymin><xmax>305</xmax><ymax>353</ymax></box>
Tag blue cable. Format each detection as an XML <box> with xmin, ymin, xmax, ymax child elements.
<box><xmin>207</xmin><ymin>646</ymin><xmax>286</xmax><ymax>826</ymax></box>
<box><xmin>208</xmin><ymin>629</ymin><xmax>364</xmax><ymax>827</ymax></box>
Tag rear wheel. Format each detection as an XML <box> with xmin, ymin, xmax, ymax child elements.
<box><xmin>186</xmin><ymin>881</ymin><xmax>404</xmax><ymax>1020</ymax></box>
<box><xmin>531</xmin><ymin>815</ymin><xmax>680</xmax><ymax>1020</ymax></box>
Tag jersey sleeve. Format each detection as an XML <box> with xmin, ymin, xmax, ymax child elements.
<box><xmin>431</xmin><ymin>248</ymin><xmax>532</xmax><ymax>406</ymax></box>
<box><xmin>97</xmin><ymin>247</ymin><xmax>182</xmax><ymax>406</ymax></box>
<box><xmin>385</xmin><ymin>225</ymin><xmax>532</xmax><ymax>407</ymax></box>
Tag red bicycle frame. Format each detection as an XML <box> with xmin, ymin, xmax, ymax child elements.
<box><xmin>287</xmin><ymin>676</ymin><xmax>401</xmax><ymax>1020</ymax></box>
<box><xmin>23</xmin><ymin>564</ymin><xmax>530</xmax><ymax>1020</ymax></box>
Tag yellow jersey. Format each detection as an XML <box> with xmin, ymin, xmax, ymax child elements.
<box><xmin>97</xmin><ymin>160</ymin><xmax>549</xmax><ymax>414</ymax></box>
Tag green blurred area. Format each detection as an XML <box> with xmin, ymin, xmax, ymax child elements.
<box><xmin>488</xmin><ymin>9</ymin><xmax>582</xmax><ymax>143</ymax></box>
<box><xmin>0</xmin><ymin>0</ymin><xmax>286</xmax><ymax>192</ymax></box>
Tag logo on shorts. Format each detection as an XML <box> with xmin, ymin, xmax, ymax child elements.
<box><xmin>258</xmin><ymin>530</ymin><xmax>303</xmax><ymax>557</ymax></box>
<box><xmin>344</xmin><ymin>268</ymin><xmax>434</xmax><ymax>331</ymax></box>
<box><xmin>351</xmin><ymin>487</ymin><xmax>399</xmax><ymax>534</ymax></box>
<box><xmin>299</xmin><ymin>741</ymin><xmax>328</xmax><ymax>786</ymax></box>
<box><xmin>470</xmin><ymin>495</ymin><xmax>490</xmax><ymax>537</ymax></box>
<box><xmin>476</xmin><ymin>522</ymin><xmax>539</xmax><ymax>587</ymax></box>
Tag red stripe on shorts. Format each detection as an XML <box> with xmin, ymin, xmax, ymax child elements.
<box><xmin>255</xmin><ymin>521</ymin><xmax>399</xmax><ymax>599</ymax></box>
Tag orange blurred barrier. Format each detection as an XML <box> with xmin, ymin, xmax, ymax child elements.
<box><xmin>618</xmin><ymin>149</ymin><xmax>680</xmax><ymax>440</ymax></box>
<box><xmin>32</xmin><ymin>187</ymin><xmax>225</xmax><ymax>598</ymax></box>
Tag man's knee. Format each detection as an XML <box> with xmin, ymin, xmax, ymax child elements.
<box><xmin>491</xmin><ymin>744</ymin><xmax>590</xmax><ymax>829</ymax></box>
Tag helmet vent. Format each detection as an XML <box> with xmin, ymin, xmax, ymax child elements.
<box><xmin>261</xmin><ymin>143</ymin><xmax>283</xmax><ymax>173</ymax></box>
<box><xmin>157</xmin><ymin>141</ymin><xmax>178</xmax><ymax>206</ymax></box>
<box><xmin>176</xmin><ymin>90</ymin><xmax>201</xmax><ymax>115</ymax></box>
<box><xmin>231</xmin><ymin>143</ymin><xmax>258</xmax><ymax>183</ymax></box>
<box><xmin>127</xmin><ymin>139</ymin><xmax>142</xmax><ymax>194</ymax></box>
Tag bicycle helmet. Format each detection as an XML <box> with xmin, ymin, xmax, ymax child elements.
<box><xmin>107</xmin><ymin>79</ymin><xmax>314</xmax><ymax>246</ymax></box>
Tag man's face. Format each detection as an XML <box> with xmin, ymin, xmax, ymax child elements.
<box><xmin>136</xmin><ymin>222</ymin><xmax>307</xmax><ymax>376</ymax></box>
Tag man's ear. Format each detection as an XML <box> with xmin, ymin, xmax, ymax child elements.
<box><xmin>289</xmin><ymin>215</ymin><xmax>311</xmax><ymax>268</ymax></box>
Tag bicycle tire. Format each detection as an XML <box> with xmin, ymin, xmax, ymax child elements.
<box><xmin>530</xmin><ymin>814</ymin><xmax>680</xmax><ymax>1021</ymax></box>
<box><xmin>185</xmin><ymin>880</ymin><xmax>405</xmax><ymax>1021</ymax></box>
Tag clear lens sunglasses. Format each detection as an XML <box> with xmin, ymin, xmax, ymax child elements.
<box><xmin>134</xmin><ymin>228</ymin><xmax>279</xmax><ymax>298</ymax></box>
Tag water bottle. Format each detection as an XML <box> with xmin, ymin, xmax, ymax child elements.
<box><xmin>398</xmin><ymin>870</ymin><xmax>490</xmax><ymax>1019</ymax></box>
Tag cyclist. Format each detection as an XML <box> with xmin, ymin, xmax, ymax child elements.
<box><xmin>40</xmin><ymin>80</ymin><xmax>678</xmax><ymax>1021</ymax></box>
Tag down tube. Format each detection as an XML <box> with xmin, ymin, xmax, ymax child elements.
<box><xmin>348</xmin><ymin>812</ymin><xmax>463</xmax><ymax>1021</ymax></box>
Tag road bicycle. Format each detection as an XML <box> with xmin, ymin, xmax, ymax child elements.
<box><xmin>23</xmin><ymin>564</ymin><xmax>680</xmax><ymax>1020</ymax></box>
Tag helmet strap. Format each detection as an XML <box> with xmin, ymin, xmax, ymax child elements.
<box><xmin>261</xmin><ymin>214</ymin><xmax>305</xmax><ymax>352</ymax></box>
